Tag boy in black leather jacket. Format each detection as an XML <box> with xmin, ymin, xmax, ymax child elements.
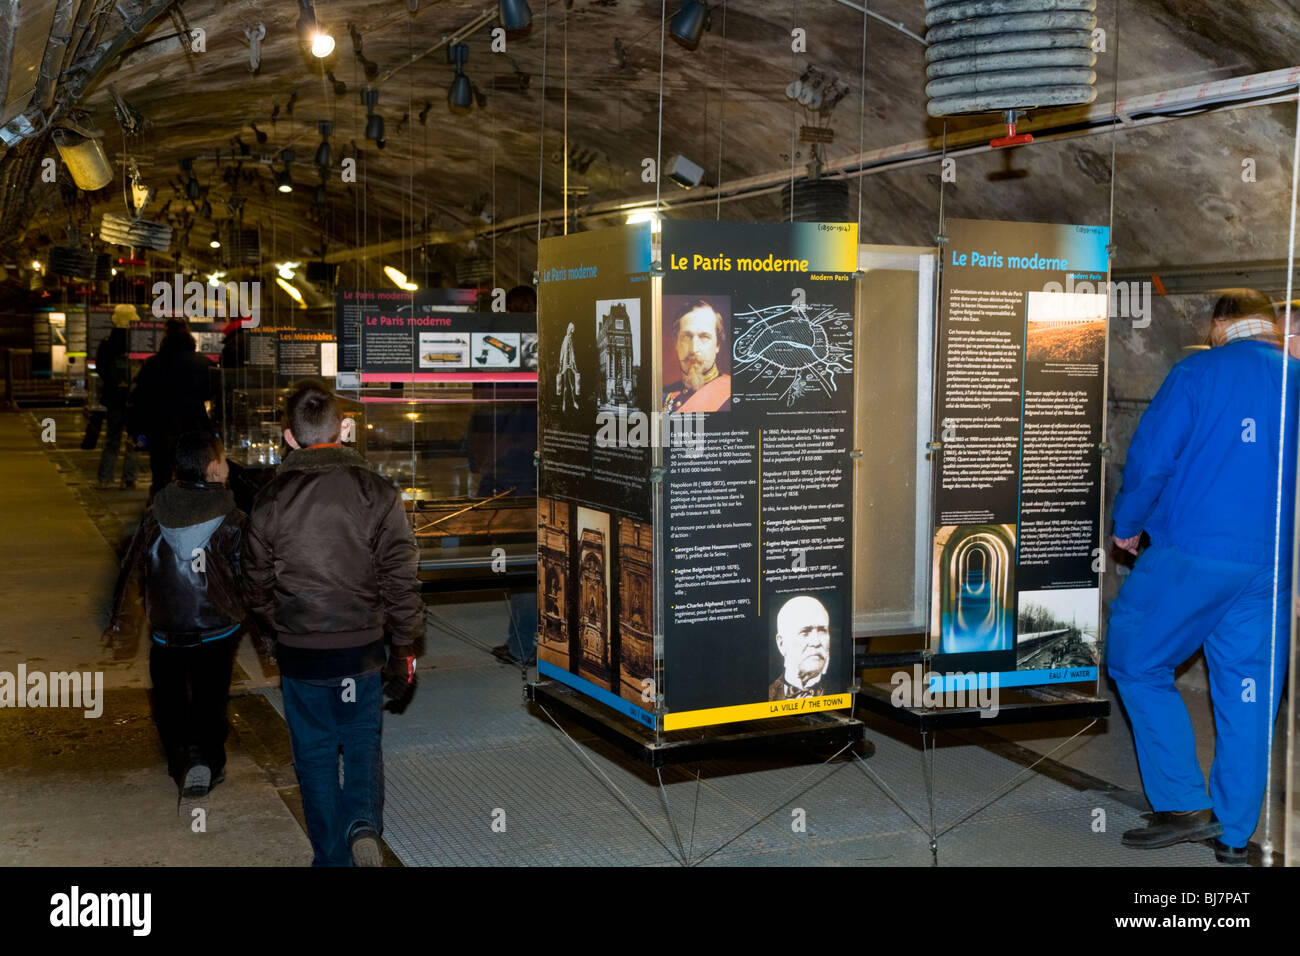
<box><xmin>106</xmin><ymin>431</ymin><xmax>246</xmax><ymax>798</ymax></box>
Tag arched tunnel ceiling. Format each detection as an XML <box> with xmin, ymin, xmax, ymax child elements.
<box><xmin>2</xmin><ymin>0</ymin><xmax>1299</xmax><ymax>284</ymax></box>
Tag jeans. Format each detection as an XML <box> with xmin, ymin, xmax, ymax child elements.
<box><xmin>97</xmin><ymin>404</ymin><xmax>139</xmax><ymax>485</ymax></box>
<box><xmin>149</xmin><ymin>634</ymin><xmax>237</xmax><ymax>778</ymax></box>
<box><xmin>281</xmin><ymin>673</ymin><xmax>384</xmax><ymax>867</ymax></box>
<box><xmin>1107</xmin><ymin>542</ymin><xmax>1289</xmax><ymax>846</ymax></box>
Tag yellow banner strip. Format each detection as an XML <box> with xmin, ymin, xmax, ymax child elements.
<box><xmin>663</xmin><ymin>693</ymin><xmax>853</xmax><ymax>732</ymax></box>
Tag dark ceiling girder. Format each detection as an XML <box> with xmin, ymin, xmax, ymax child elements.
<box><xmin>62</xmin><ymin>0</ymin><xmax>179</xmax><ymax>106</ymax></box>
<box><xmin>0</xmin><ymin>0</ymin><xmax>18</xmax><ymax>117</ymax></box>
<box><xmin>31</xmin><ymin>0</ymin><xmax>81</xmax><ymax>117</ymax></box>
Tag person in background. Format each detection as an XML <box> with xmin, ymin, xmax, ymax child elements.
<box><xmin>1108</xmin><ymin>289</ymin><xmax>1298</xmax><ymax>865</ymax></box>
<box><xmin>211</xmin><ymin>320</ymin><xmax>249</xmax><ymax>428</ymax></box>
<box><xmin>245</xmin><ymin>381</ymin><xmax>422</xmax><ymax>867</ymax></box>
<box><xmin>95</xmin><ymin>304</ymin><xmax>140</xmax><ymax>490</ymax></box>
<box><xmin>130</xmin><ymin>317</ymin><xmax>215</xmax><ymax>497</ymax></box>
<box><xmin>105</xmin><ymin>431</ymin><xmax>245</xmax><ymax>798</ymax></box>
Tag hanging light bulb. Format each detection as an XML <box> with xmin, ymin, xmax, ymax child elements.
<box><xmin>277</xmin><ymin>148</ymin><xmax>296</xmax><ymax>192</ymax></box>
<box><xmin>209</xmin><ymin>230</ymin><xmax>221</xmax><ymax>249</ymax></box>
<box><xmin>447</xmin><ymin>43</ymin><xmax>472</xmax><ymax>114</ymax></box>
<box><xmin>297</xmin><ymin>0</ymin><xmax>335</xmax><ymax>59</ymax></box>
<box><xmin>311</xmin><ymin>31</ymin><xmax>335</xmax><ymax>58</ymax></box>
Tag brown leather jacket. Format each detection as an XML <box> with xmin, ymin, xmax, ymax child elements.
<box><xmin>244</xmin><ymin>445</ymin><xmax>422</xmax><ymax>655</ymax></box>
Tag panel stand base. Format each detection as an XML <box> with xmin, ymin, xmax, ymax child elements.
<box><xmin>526</xmin><ymin>679</ymin><xmax>867</xmax><ymax>866</ymax></box>
<box><xmin>852</xmin><ymin>683</ymin><xmax>1110</xmax><ymax>864</ymax></box>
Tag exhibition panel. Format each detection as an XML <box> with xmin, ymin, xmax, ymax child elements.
<box><xmin>535</xmin><ymin>223</ymin><xmax>656</xmax><ymax>726</ymax></box>
<box><xmin>534</xmin><ymin>220</ymin><xmax>859</xmax><ymax>734</ymax></box>
<box><xmin>930</xmin><ymin>218</ymin><xmax>1108</xmax><ymax>693</ymax></box>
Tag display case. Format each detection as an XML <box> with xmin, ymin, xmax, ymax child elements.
<box><xmin>342</xmin><ymin>382</ymin><xmax>536</xmax><ymax>583</ymax></box>
<box><xmin>215</xmin><ymin>370</ymin><xmax>536</xmax><ymax>584</ymax></box>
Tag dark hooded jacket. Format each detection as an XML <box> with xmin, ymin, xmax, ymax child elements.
<box><xmin>243</xmin><ymin>444</ymin><xmax>422</xmax><ymax>679</ymax></box>
<box><xmin>109</xmin><ymin>482</ymin><xmax>245</xmax><ymax>644</ymax></box>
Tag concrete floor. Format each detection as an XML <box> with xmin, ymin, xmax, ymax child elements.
<box><xmin>1</xmin><ymin>406</ymin><xmax>1290</xmax><ymax>866</ymax></box>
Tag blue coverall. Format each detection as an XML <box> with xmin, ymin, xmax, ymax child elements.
<box><xmin>1108</xmin><ymin>338</ymin><xmax>1298</xmax><ymax>848</ymax></box>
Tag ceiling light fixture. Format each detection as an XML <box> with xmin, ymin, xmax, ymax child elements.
<box><xmin>277</xmin><ymin>261</ymin><xmax>301</xmax><ymax>280</ymax></box>
<box><xmin>669</xmin><ymin>0</ymin><xmax>710</xmax><ymax>49</ymax></box>
<box><xmin>499</xmin><ymin>0</ymin><xmax>532</xmax><ymax>31</ymax></box>
<box><xmin>209</xmin><ymin>230</ymin><xmax>221</xmax><ymax>248</ymax></box>
<box><xmin>384</xmin><ymin>265</ymin><xmax>418</xmax><ymax>291</ymax></box>
<box><xmin>625</xmin><ymin>210</ymin><xmax>663</xmax><ymax>232</ymax></box>
<box><xmin>362</xmin><ymin>88</ymin><xmax>385</xmax><ymax>146</ymax></box>
<box><xmin>277</xmin><ymin>148</ymin><xmax>296</xmax><ymax>192</ymax></box>
<box><xmin>311</xmin><ymin>32</ymin><xmax>335</xmax><ymax>58</ymax></box>
<box><xmin>297</xmin><ymin>0</ymin><xmax>335</xmax><ymax>59</ymax></box>
<box><xmin>315</xmin><ymin>120</ymin><xmax>333</xmax><ymax>169</ymax></box>
<box><xmin>448</xmin><ymin>43</ymin><xmax>473</xmax><ymax>114</ymax></box>
<box><xmin>276</xmin><ymin>276</ymin><xmax>306</xmax><ymax>307</ymax></box>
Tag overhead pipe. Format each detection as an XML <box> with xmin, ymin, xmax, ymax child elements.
<box><xmin>829</xmin><ymin>0</ymin><xmax>926</xmax><ymax>46</ymax></box>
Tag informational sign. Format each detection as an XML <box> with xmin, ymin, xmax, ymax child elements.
<box><xmin>247</xmin><ymin>328</ymin><xmax>278</xmax><ymax>368</ymax></box>
<box><xmin>659</xmin><ymin>221</ymin><xmax>859</xmax><ymax>730</ymax></box>
<box><xmin>930</xmin><ymin>218</ymin><xmax>1108</xmax><ymax>691</ymax></box>
<box><xmin>124</xmin><ymin>315</ymin><xmax>222</xmax><ymax>358</ymax></box>
<box><xmin>335</xmin><ymin>287</ymin><xmax>480</xmax><ymax>375</ymax></box>
<box><xmin>276</xmin><ymin>328</ymin><xmax>336</xmax><ymax>378</ymax></box>
<box><xmin>536</xmin><ymin>224</ymin><xmax>657</xmax><ymax>726</ymax></box>
<box><xmin>535</xmin><ymin>222</ymin><xmax>860</xmax><ymax>732</ymax></box>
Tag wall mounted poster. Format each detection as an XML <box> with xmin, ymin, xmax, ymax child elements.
<box><xmin>659</xmin><ymin>221</ymin><xmax>858</xmax><ymax>731</ymax></box>
<box><xmin>535</xmin><ymin>224</ymin><xmax>657</xmax><ymax>727</ymax></box>
<box><xmin>931</xmin><ymin>218</ymin><xmax>1108</xmax><ymax>692</ymax></box>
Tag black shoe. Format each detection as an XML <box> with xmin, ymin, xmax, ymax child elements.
<box><xmin>1213</xmin><ymin>839</ymin><xmax>1247</xmax><ymax>865</ymax></box>
<box><xmin>491</xmin><ymin>644</ymin><xmax>518</xmax><ymax>664</ymax></box>
<box><xmin>1121</xmin><ymin>809</ymin><xmax>1222</xmax><ymax>849</ymax></box>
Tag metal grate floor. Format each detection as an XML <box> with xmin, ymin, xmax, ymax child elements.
<box><xmin>375</xmin><ymin>597</ymin><xmax>1219</xmax><ymax>867</ymax></box>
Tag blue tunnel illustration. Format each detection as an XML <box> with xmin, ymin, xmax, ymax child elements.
<box><xmin>938</xmin><ymin>525</ymin><xmax>1015</xmax><ymax>654</ymax></box>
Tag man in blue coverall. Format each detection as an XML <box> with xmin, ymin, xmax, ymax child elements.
<box><xmin>1109</xmin><ymin>289</ymin><xmax>1297</xmax><ymax>865</ymax></box>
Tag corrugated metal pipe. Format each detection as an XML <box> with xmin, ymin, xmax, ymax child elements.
<box><xmin>924</xmin><ymin>0</ymin><xmax>1099</xmax><ymax>117</ymax></box>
